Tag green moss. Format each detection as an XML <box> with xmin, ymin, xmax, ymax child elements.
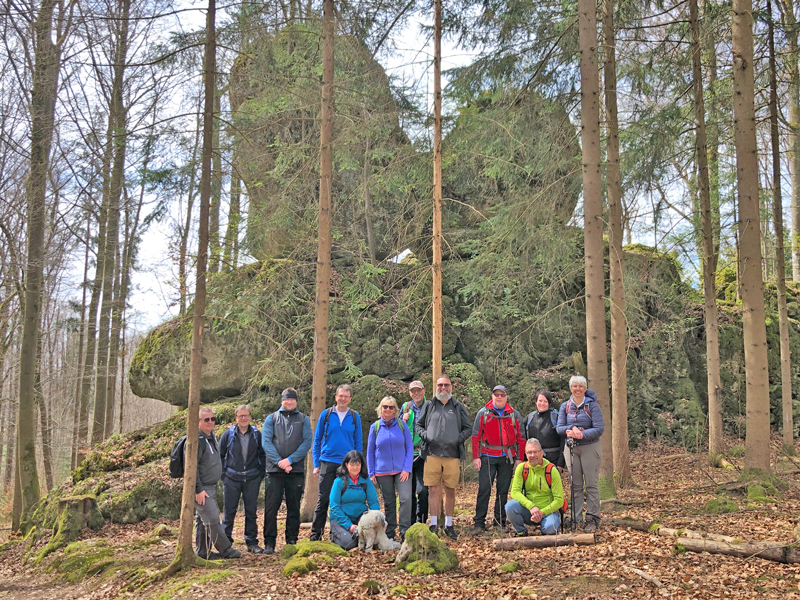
<box><xmin>728</xmin><ymin>445</ymin><xmax>746</xmax><ymax>458</ymax></box>
<box><xmin>405</xmin><ymin>560</ymin><xmax>436</xmax><ymax>575</ymax></box>
<box><xmin>499</xmin><ymin>561</ymin><xmax>521</xmax><ymax>573</ymax></box>
<box><xmin>391</xmin><ymin>585</ymin><xmax>408</xmax><ymax>596</ymax></box>
<box><xmin>673</xmin><ymin>543</ymin><xmax>686</xmax><ymax>554</ymax></box>
<box><xmin>702</xmin><ymin>498</ymin><xmax>739</xmax><ymax>514</ymax></box>
<box><xmin>283</xmin><ymin>556</ymin><xmax>318</xmax><ymax>577</ymax></box>
<box><xmin>738</xmin><ymin>469</ymin><xmax>783</xmax><ymax>495</ymax></box>
<box><xmin>599</xmin><ymin>476</ymin><xmax>616</xmax><ymax>501</ymax></box>
<box><xmin>149</xmin><ymin>524</ymin><xmax>175</xmax><ymax>538</ymax></box>
<box><xmin>396</xmin><ymin>523</ymin><xmax>459</xmax><ymax>575</ymax></box>
<box><xmin>35</xmin><ymin>495</ymin><xmax>105</xmax><ymax>563</ymax></box>
<box><xmin>281</xmin><ymin>539</ymin><xmax>347</xmax><ymax>560</ymax></box>
<box><xmin>649</xmin><ymin>523</ymin><xmax>660</xmax><ymax>533</ymax></box>
<box><xmin>100</xmin><ymin>479</ymin><xmax>181</xmax><ymax>524</ymax></box>
<box><xmin>361</xmin><ymin>580</ymin><xmax>382</xmax><ymax>595</ymax></box>
<box><xmin>155</xmin><ymin>570</ymin><xmax>234</xmax><ymax>600</ymax></box>
<box><xmin>47</xmin><ymin>540</ymin><xmax>116</xmax><ymax>583</ymax></box>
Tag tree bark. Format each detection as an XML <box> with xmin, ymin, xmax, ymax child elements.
<box><xmin>732</xmin><ymin>0</ymin><xmax>772</xmax><ymax>471</ymax></box>
<box><xmin>179</xmin><ymin>103</ymin><xmax>202</xmax><ymax>316</ymax></box>
<box><xmin>71</xmin><ymin>217</ymin><xmax>91</xmax><ymax>469</ymax></box>
<box><xmin>493</xmin><ymin>533</ymin><xmax>597</xmax><ymax>550</ymax></box>
<box><xmin>15</xmin><ymin>0</ymin><xmax>60</xmax><ymax>527</ymax></box>
<box><xmin>431</xmin><ymin>0</ymin><xmax>443</xmax><ymax>380</ymax></box>
<box><xmin>691</xmin><ymin>0</ymin><xmax>724</xmax><ymax>466</ymax></box>
<box><xmin>677</xmin><ymin>537</ymin><xmax>800</xmax><ymax>563</ymax></box>
<box><xmin>209</xmin><ymin>86</ymin><xmax>222</xmax><ymax>273</ymax></box>
<box><xmin>363</xmin><ymin>136</ymin><xmax>376</xmax><ymax>265</ymax></box>
<box><xmin>768</xmin><ymin>0</ymin><xmax>794</xmax><ymax>449</ymax></box>
<box><xmin>171</xmin><ymin>0</ymin><xmax>216</xmax><ymax>573</ymax></box>
<box><xmin>783</xmin><ymin>0</ymin><xmax>800</xmax><ymax>280</ymax></box>
<box><xmin>703</xmin><ymin>0</ymin><xmax>721</xmax><ymax>270</ymax></box>
<box><xmin>301</xmin><ymin>0</ymin><xmax>335</xmax><ymax>523</ymax></box>
<box><xmin>602</xmin><ymin>0</ymin><xmax>630</xmax><ymax>489</ymax></box>
<box><xmin>579</xmin><ymin>0</ymin><xmax>614</xmax><ymax>489</ymax></box>
<box><xmin>222</xmin><ymin>150</ymin><xmax>241</xmax><ymax>272</ymax></box>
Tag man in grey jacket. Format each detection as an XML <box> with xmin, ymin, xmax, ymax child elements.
<box><xmin>262</xmin><ymin>388</ymin><xmax>312</xmax><ymax>554</ymax></box>
<box><xmin>195</xmin><ymin>406</ymin><xmax>241</xmax><ymax>559</ymax></box>
<box><xmin>414</xmin><ymin>375</ymin><xmax>471</xmax><ymax>540</ymax></box>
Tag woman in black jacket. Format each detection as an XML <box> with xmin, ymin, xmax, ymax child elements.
<box><xmin>523</xmin><ymin>390</ymin><xmax>565</xmax><ymax>470</ymax></box>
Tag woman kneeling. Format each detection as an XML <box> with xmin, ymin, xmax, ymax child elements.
<box><xmin>329</xmin><ymin>450</ymin><xmax>381</xmax><ymax>550</ymax></box>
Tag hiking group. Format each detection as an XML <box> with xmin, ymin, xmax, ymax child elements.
<box><xmin>171</xmin><ymin>375</ymin><xmax>604</xmax><ymax>559</ymax></box>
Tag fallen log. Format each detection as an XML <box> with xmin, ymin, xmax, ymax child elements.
<box><xmin>493</xmin><ymin>533</ymin><xmax>596</xmax><ymax>551</ymax></box>
<box><xmin>609</xmin><ymin>518</ymin><xmax>740</xmax><ymax>543</ymax></box>
<box><xmin>676</xmin><ymin>537</ymin><xmax>800</xmax><ymax>564</ymax></box>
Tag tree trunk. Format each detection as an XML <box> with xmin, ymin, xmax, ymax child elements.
<box><xmin>4</xmin><ymin>397</ymin><xmax>16</xmax><ymax>493</ymax></box>
<box><xmin>34</xmin><ymin>329</ymin><xmax>53</xmax><ymax>491</ymax></box>
<box><xmin>783</xmin><ymin>0</ymin><xmax>800</xmax><ymax>280</ymax></box>
<box><xmin>209</xmin><ymin>86</ymin><xmax>222</xmax><ymax>273</ymax></box>
<box><xmin>579</xmin><ymin>0</ymin><xmax>614</xmax><ymax>490</ymax></box>
<box><xmin>703</xmin><ymin>0</ymin><xmax>721</xmax><ymax>270</ymax></box>
<box><xmin>602</xmin><ymin>0</ymin><xmax>630</xmax><ymax>489</ymax></box>
<box><xmin>732</xmin><ymin>0</ymin><xmax>772</xmax><ymax>471</ymax></box>
<box><xmin>104</xmin><ymin>243</ymin><xmax>122</xmax><ymax>437</ymax></box>
<box><xmin>431</xmin><ymin>0</ymin><xmax>443</xmax><ymax>380</ymax></box>
<box><xmin>691</xmin><ymin>0</ymin><xmax>724</xmax><ymax>465</ymax></box>
<box><xmin>768</xmin><ymin>0</ymin><xmax>794</xmax><ymax>448</ymax></box>
<box><xmin>222</xmin><ymin>146</ymin><xmax>241</xmax><ymax>272</ymax></box>
<box><xmin>363</xmin><ymin>136</ymin><xmax>376</xmax><ymax>265</ymax></box>
<box><xmin>15</xmin><ymin>0</ymin><xmax>61</xmax><ymax>527</ymax></box>
<box><xmin>71</xmin><ymin>216</ymin><xmax>91</xmax><ymax>469</ymax></box>
<box><xmin>179</xmin><ymin>106</ymin><xmax>202</xmax><ymax>316</ymax></box>
<box><xmin>301</xmin><ymin>0</ymin><xmax>335</xmax><ymax>523</ymax></box>
<box><xmin>171</xmin><ymin>0</ymin><xmax>216</xmax><ymax>573</ymax></box>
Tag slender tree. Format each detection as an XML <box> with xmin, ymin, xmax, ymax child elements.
<box><xmin>781</xmin><ymin>0</ymin><xmax>800</xmax><ymax>280</ymax></box>
<box><xmin>432</xmin><ymin>0</ymin><xmax>443</xmax><ymax>380</ymax></box>
<box><xmin>71</xmin><ymin>216</ymin><xmax>90</xmax><ymax>469</ymax></box>
<box><xmin>171</xmin><ymin>0</ymin><xmax>217</xmax><ymax>571</ymax></box>
<box><xmin>732</xmin><ymin>0</ymin><xmax>772</xmax><ymax>471</ymax></box>
<box><xmin>767</xmin><ymin>0</ymin><xmax>793</xmax><ymax>449</ymax></box>
<box><xmin>300</xmin><ymin>0</ymin><xmax>335</xmax><ymax>522</ymax></box>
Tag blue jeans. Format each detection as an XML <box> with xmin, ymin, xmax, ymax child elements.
<box><xmin>505</xmin><ymin>500</ymin><xmax>560</xmax><ymax>535</ymax></box>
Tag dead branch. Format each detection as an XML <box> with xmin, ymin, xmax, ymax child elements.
<box><xmin>493</xmin><ymin>533</ymin><xmax>596</xmax><ymax>550</ymax></box>
<box><xmin>624</xmin><ymin>565</ymin><xmax>664</xmax><ymax>588</ymax></box>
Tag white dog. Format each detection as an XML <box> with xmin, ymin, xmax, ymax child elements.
<box><xmin>357</xmin><ymin>510</ymin><xmax>401</xmax><ymax>552</ymax></box>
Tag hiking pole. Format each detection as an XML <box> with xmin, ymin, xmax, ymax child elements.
<box><xmin>567</xmin><ymin>438</ymin><xmax>576</xmax><ymax>531</ymax></box>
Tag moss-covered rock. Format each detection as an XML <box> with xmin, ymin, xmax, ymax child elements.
<box><xmin>395</xmin><ymin>522</ymin><xmax>459</xmax><ymax>575</ymax></box>
<box><xmin>100</xmin><ymin>479</ymin><xmax>181</xmax><ymax>523</ymax></box>
<box><xmin>283</xmin><ymin>556</ymin><xmax>318</xmax><ymax>577</ymax></box>
<box><xmin>35</xmin><ymin>495</ymin><xmax>104</xmax><ymax>562</ymax></box>
<box><xmin>280</xmin><ymin>539</ymin><xmax>348</xmax><ymax>560</ymax></box>
<box><xmin>702</xmin><ymin>498</ymin><xmax>739</xmax><ymax>514</ymax></box>
<box><xmin>47</xmin><ymin>539</ymin><xmax>116</xmax><ymax>582</ymax></box>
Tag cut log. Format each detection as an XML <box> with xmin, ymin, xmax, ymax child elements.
<box><xmin>677</xmin><ymin>537</ymin><xmax>800</xmax><ymax>564</ymax></box>
<box><xmin>493</xmin><ymin>533</ymin><xmax>596</xmax><ymax>550</ymax></box>
<box><xmin>609</xmin><ymin>518</ymin><xmax>740</xmax><ymax>543</ymax></box>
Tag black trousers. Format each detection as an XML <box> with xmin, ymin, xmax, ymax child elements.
<box><xmin>473</xmin><ymin>455</ymin><xmax>513</xmax><ymax>528</ymax></box>
<box><xmin>263</xmin><ymin>471</ymin><xmax>305</xmax><ymax>546</ymax></box>
<box><xmin>311</xmin><ymin>461</ymin><xmax>339</xmax><ymax>538</ymax></box>
<box><xmin>411</xmin><ymin>455</ymin><xmax>428</xmax><ymax>523</ymax></box>
<box><xmin>222</xmin><ymin>475</ymin><xmax>262</xmax><ymax>546</ymax></box>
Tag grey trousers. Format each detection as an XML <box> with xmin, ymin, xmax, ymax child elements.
<box><xmin>571</xmin><ymin>442</ymin><xmax>601</xmax><ymax>519</ymax></box>
<box><xmin>330</xmin><ymin>519</ymin><xmax>358</xmax><ymax>551</ymax></box>
<box><xmin>376</xmin><ymin>474</ymin><xmax>412</xmax><ymax>538</ymax></box>
<box><xmin>195</xmin><ymin>484</ymin><xmax>232</xmax><ymax>554</ymax></box>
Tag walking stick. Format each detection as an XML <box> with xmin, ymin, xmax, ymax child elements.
<box><xmin>567</xmin><ymin>438</ymin><xmax>576</xmax><ymax>531</ymax></box>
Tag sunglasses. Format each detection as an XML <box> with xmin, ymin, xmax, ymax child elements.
<box><xmin>202</xmin><ymin>417</ymin><xmax>216</xmax><ymax>423</ymax></box>
<box><xmin>381</xmin><ymin>405</ymin><xmax>396</xmax><ymax>410</ymax></box>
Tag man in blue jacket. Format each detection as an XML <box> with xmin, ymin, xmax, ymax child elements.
<box><xmin>262</xmin><ymin>388</ymin><xmax>312</xmax><ymax>554</ymax></box>
<box><xmin>310</xmin><ymin>384</ymin><xmax>363</xmax><ymax>541</ymax></box>
<box><xmin>219</xmin><ymin>404</ymin><xmax>266</xmax><ymax>553</ymax></box>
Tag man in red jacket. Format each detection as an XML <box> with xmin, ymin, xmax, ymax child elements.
<box><xmin>470</xmin><ymin>385</ymin><xmax>525</xmax><ymax>534</ymax></box>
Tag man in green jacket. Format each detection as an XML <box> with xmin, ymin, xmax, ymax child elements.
<box><xmin>401</xmin><ymin>380</ymin><xmax>428</xmax><ymax>524</ymax></box>
<box><xmin>505</xmin><ymin>438</ymin><xmax>564</xmax><ymax>536</ymax></box>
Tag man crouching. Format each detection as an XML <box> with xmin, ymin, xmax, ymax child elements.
<box><xmin>505</xmin><ymin>438</ymin><xmax>564</xmax><ymax>536</ymax></box>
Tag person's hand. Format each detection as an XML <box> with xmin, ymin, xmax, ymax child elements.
<box><xmin>572</xmin><ymin>427</ymin><xmax>584</xmax><ymax>440</ymax></box>
<box><xmin>472</xmin><ymin>458</ymin><xmax>481</xmax><ymax>470</ymax></box>
<box><xmin>278</xmin><ymin>458</ymin><xmax>291</xmax><ymax>471</ymax></box>
<box><xmin>514</xmin><ymin>460</ymin><xmax>523</xmax><ymax>468</ymax></box>
<box><xmin>403</xmin><ymin>412</ymin><xmax>410</xmax><ymax>422</ymax></box>
<box><xmin>557</xmin><ymin>466</ymin><xmax>565</xmax><ymax>475</ymax></box>
<box><xmin>399</xmin><ymin>470</ymin><xmax>409</xmax><ymax>482</ymax></box>
<box><xmin>530</xmin><ymin>507</ymin><xmax>543</xmax><ymax>523</ymax></box>
<box><xmin>349</xmin><ymin>524</ymin><xmax>358</xmax><ymax>534</ymax></box>
<box><xmin>195</xmin><ymin>491</ymin><xmax>208</xmax><ymax>506</ymax></box>
<box><xmin>283</xmin><ymin>464</ymin><xmax>292</xmax><ymax>473</ymax></box>
<box><xmin>371</xmin><ymin>476</ymin><xmax>377</xmax><ymax>485</ymax></box>
<box><xmin>313</xmin><ymin>467</ymin><xmax>320</xmax><ymax>477</ymax></box>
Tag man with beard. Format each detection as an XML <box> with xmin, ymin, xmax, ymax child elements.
<box><xmin>414</xmin><ymin>375</ymin><xmax>471</xmax><ymax>540</ymax></box>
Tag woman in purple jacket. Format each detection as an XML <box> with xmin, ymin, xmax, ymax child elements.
<box><xmin>367</xmin><ymin>396</ymin><xmax>414</xmax><ymax>540</ymax></box>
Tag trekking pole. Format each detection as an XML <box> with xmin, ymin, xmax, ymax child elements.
<box><xmin>567</xmin><ymin>438</ymin><xmax>576</xmax><ymax>531</ymax></box>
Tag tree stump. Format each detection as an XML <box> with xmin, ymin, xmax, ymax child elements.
<box><xmin>35</xmin><ymin>495</ymin><xmax>104</xmax><ymax>562</ymax></box>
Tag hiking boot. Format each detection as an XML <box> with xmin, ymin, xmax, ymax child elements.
<box><xmin>513</xmin><ymin>530</ymin><xmax>528</xmax><ymax>538</ymax></box>
<box><xmin>584</xmin><ymin>517</ymin><xmax>598</xmax><ymax>533</ymax></box>
<box><xmin>220</xmin><ymin>547</ymin><xmax>242</xmax><ymax>559</ymax></box>
<box><xmin>195</xmin><ymin>550</ymin><xmax>222</xmax><ymax>560</ymax></box>
<box><xmin>285</xmin><ymin>539</ymin><xmax>297</xmax><ymax>546</ymax></box>
<box><xmin>429</xmin><ymin>524</ymin><xmax>439</xmax><ymax>536</ymax></box>
<box><xmin>247</xmin><ymin>545</ymin><xmax>265</xmax><ymax>554</ymax></box>
<box><xmin>443</xmin><ymin>526</ymin><xmax>458</xmax><ymax>541</ymax></box>
<box><xmin>470</xmin><ymin>525</ymin><xmax>485</xmax><ymax>536</ymax></box>
<box><xmin>264</xmin><ymin>544</ymin><xmax>275</xmax><ymax>555</ymax></box>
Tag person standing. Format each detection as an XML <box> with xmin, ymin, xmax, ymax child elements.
<box><xmin>367</xmin><ymin>396</ymin><xmax>413</xmax><ymax>540</ymax></box>
<box><xmin>556</xmin><ymin>375</ymin><xmax>605</xmax><ymax>532</ymax></box>
<box><xmin>219</xmin><ymin>404</ymin><xmax>266</xmax><ymax>553</ymax></box>
<box><xmin>414</xmin><ymin>375</ymin><xmax>471</xmax><ymax>540</ymax></box>
<box><xmin>524</xmin><ymin>390</ymin><xmax>566</xmax><ymax>470</ymax></box>
<box><xmin>262</xmin><ymin>388</ymin><xmax>312</xmax><ymax>554</ymax></box>
<box><xmin>401</xmin><ymin>380</ymin><xmax>428</xmax><ymax>523</ymax></box>
<box><xmin>470</xmin><ymin>385</ymin><xmax>525</xmax><ymax>534</ymax></box>
<box><xmin>195</xmin><ymin>406</ymin><xmax>241</xmax><ymax>560</ymax></box>
<box><xmin>310</xmin><ymin>384</ymin><xmax>363</xmax><ymax>541</ymax></box>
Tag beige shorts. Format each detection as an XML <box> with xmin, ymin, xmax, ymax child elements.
<box><xmin>423</xmin><ymin>456</ymin><xmax>460</xmax><ymax>488</ymax></box>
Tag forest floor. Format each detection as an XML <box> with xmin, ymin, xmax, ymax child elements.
<box><xmin>1</xmin><ymin>437</ymin><xmax>800</xmax><ymax>599</ymax></box>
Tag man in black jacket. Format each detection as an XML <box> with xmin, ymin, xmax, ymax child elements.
<box><xmin>219</xmin><ymin>404</ymin><xmax>266</xmax><ymax>554</ymax></box>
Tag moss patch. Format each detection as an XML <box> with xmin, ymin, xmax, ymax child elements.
<box><xmin>35</xmin><ymin>495</ymin><xmax>104</xmax><ymax>563</ymax></box>
<box><xmin>47</xmin><ymin>539</ymin><xmax>116</xmax><ymax>583</ymax></box>
<box><xmin>395</xmin><ymin>522</ymin><xmax>459</xmax><ymax>575</ymax></box>
<box><xmin>280</xmin><ymin>539</ymin><xmax>347</xmax><ymax>560</ymax></box>
<box><xmin>702</xmin><ymin>498</ymin><xmax>739</xmax><ymax>514</ymax></box>
<box><xmin>728</xmin><ymin>445</ymin><xmax>746</xmax><ymax>458</ymax></box>
<box><xmin>499</xmin><ymin>561</ymin><xmax>521</xmax><ymax>573</ymax></box>
<box><xmin>283</xmin><ymin>556</ymin><xmax>318</xmax><ymax>577</ymax></box>
<box><xmin>599</xmin><ymin>476</ymin><xmax>616</xmax><ymax>501</ymax></box>
<box><xmin>155</xmin><ymin>569</ymin><xmax>234</xmax><ymax>600</ymax></box>
<box><xmin>361</xmin><ymin>580</ymin><xmax>382</xmax><ymax>595</ymax></box>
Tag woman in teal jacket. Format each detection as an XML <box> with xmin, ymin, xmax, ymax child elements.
<box><xmin>329</xmin><ymin>450</ymin><xmax>380</xmax><ymax>550</ymax></box>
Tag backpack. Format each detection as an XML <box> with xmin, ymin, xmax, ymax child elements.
<box><xmin>223</xmin><ymin>425</ymin><xmax>262</xmax><ymax>477</ymax></box>
<box><xmin>521</xmin><ymin>461</ymin><xmax>568</xmax><ymax>514</ymax></box>
<box><xmin>477</xmin><ymin>406</ymin><xmax>520</xmax><ymax>458</ymax></box>
<box><xmin>322</xmin><ymin>407</ymin><xmax>358</xmax><ymax>443</ymax></box>
<box><xmin>169</xmin><ymin>435</ymin><xmax>187</xmax><ymax>478</ymax></box>
<box><xmin>565</xmin><ymin>400</ymin><xmax>592</xmax><ymax>422</ymax></box>
<box><xmin>372</xmin><ymin>419</ymin><xmax>407</xmax><ymax>436</ymax></box>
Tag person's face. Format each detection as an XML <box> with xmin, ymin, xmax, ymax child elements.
<box><xmin>525</xmin><ymin>445</ymin><xmax>544</xmax><ymax>465</ymax></box>
<box><xmin>570</xmin><ymin>382</ymin><xmax>587</xmax><ymax>399</ymax></box>
<box><xmin>380</xmin><ymin>401</ymin><xmax>397</xmax><ymax>420</ymax></box>
<box><xmin>491</xmin><ymin>389</ymin><xmax>507</xmax><ymax>409</ymax></box>
<box><xmin>199</xmin><ymin>411</ymin><xmax>215</xmax><ymax>435</ymax></box>
<box><xmin>281</xmin><ymin>397</ymin><xmax>297</xmax><ymax>412</ymax></box>
<box><xmin>335</xmin><ymin>389</ymin><xmax>352</xmax><ymax>409</ymax></box>
<box><xmin>346</xmin><ymin>459</ymin><xmax>362</xmax><ymax>479</ymax></box>
<box><xmin>235</xmin><ymin>409</ymin><xmax>251</xmax><ymax>431</ymax></box>
<box><xmin>409</xmin><ymin>386</ymin><xmax>425</xmax><ymax>404</ymax></box>
<box><xmin>536</xmin><ymin>394</ymin><xmax>550</xmax><ymax>412</ymax></box>
<box><xmin>435</xmin><ymin>378</ymin><xmax>452</xmax><ymax>399</ymax></box>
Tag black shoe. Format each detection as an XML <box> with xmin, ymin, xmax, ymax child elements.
<box><xmin>195</xmin><ymin>550</ymin><xmax>222</xmax><ymax>560</ymax></box>
<box><xmin>285</xmin><ymin>540</ymin><xmax>297</xmax><ymax>546</ymax></box>
<box><xmin>443</xmin><ymin>526</ymin><xmax>458</xmax><ymax>541</ymax></box>
<box><xmin>247</xmin><ymin>545</ymin><xmax>265</xmax><ymax>554</ymax></box>
<box><xmin>220</xmin><ymin>547</ymin><xmax>242</xmax><ymax>559</ymax></box>
<box><xmin>309</xmin><ymin>533</ymin><xmax>321</xmax><ymax>542</ymax></box>
<box><xmin>429</xmin><ymin>524</ymin><xmax>439</xmax><ymax>536</ymax></box>
<box><xmin>264</xmin><ymin>545</ymin><xmax>275</xmax><ymax>555</ymax></box>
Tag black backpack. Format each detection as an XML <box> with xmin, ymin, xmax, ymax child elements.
<box><xmin>169</xmin><ymin>435</ymin><xmax>187</xmax><ymax>478</ymax></box>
